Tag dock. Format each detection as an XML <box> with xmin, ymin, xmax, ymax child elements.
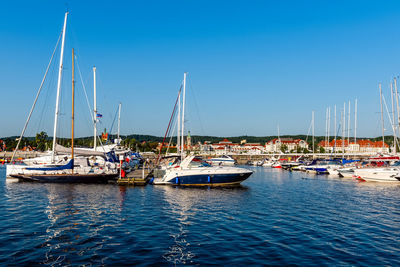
<box><xmin>117</xmin><ymin>168</ymin><xmax>153</xmax><ymax>186</ymax></box>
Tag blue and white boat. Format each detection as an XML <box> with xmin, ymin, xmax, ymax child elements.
<box><xmin>305</xmin><ymin>159</ymin><xmax>342</xmax><ymax>174</ymax></box>
<box><xmin>152</xmin><ymin>155</ymin><xmax>252</xmax><ymax>186</ymax></box>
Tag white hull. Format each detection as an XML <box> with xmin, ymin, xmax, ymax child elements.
<box><xmin>337</xmin><ymin>168</ymin><xmax>355</xmax><ymax>178</ymax></box>
<box><xmin>6</xmin><ymin>157</ymin><xmax>118</xmax><ymax>178</ymax></box>
<box><xmin>354</xmin><ymin>168</ymin><xmax>400</xmax><ymax>182</ymax></box>
<box><xmin>262</xmin><ymin>161</ymin><xmax>273</xmax><ymax>167</ymax></box>
<box><xmin>153</xmin><ymin>156</ymin><xmax>252</xmax><ymax>186</ymax></box>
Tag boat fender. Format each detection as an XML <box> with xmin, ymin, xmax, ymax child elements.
<box><xmin>208</xmin><ymin>175</ymin><xmax>211</xmax><ymax>183</ymax></box>
<box><xmin>175</xmin><ymin>177</ymin><xmax>180</xmax><ymax>185</ymax></box>
<box><xmin>149</xmin><ymin>177</ymin><xmax>154</xmax><ymax>184</ymax></box>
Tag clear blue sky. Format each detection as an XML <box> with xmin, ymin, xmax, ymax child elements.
<box><xmin>1</xmin><ymin>0</ymin><xmax>400</xmax><ymax>138</ymax></box>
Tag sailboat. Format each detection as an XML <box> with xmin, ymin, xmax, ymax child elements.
<box><xmin>152</xmin><ymin>73</ymin><xmax>253</xmax><ymax>186</ymax></box>
<box><xmin>10</xmin><ymin>48</ymin><xmax>118</xmax><ymax>183</ymax></box>
<box><xmin>7</xmin><ymin>13</ymin><xmax>118</xmax><ymax>182</ymax></box>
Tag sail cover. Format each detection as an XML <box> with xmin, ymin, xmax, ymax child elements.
<box><xmin>55</xmin><ymin>144</ymin><xmax>106</xmax><ymax>157</ymax></box>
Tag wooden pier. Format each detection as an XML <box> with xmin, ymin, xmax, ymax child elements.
<box><xmin>117</xmin><ymin>168</ymin><xmax>153</xmax><ymax>186</ymax></box>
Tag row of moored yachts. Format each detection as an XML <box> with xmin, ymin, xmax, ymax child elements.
<box><xmin>246</xmin><ymin>156</ymin><xmax>400</xmax><ymax>182</ymax></box>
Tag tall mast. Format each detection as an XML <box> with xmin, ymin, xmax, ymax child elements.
<box><xmin>177</xmin><ymin>89</ymin><xmax>181</xmax><ymax>154</ymax></box>
<box><xmin>328</xmin><ymin>107</ymin><xmax>330</xmax><ymax>151</ymax></box>
<box><xmin>354</xmin><ymin>99</ymin><xmax>357</xmax><ymax>144</ymax></box>
<box><xmin>71</xmin><ymin>48</ymin><xmax>75</xmax><ymax>174</ymax></box>
<box><xmin>117</xmin><ymin>102</ymin><xmax>121</xmax><ymax>143</ymax></box>
<box><xmin>391</xmin><ymin>82</ymin><xmax>396</xmax><ymax>154</ymax></box>
<box><xmin>52</xmin><ymin>12</ymin><xmax>68</xmax><ymax>162</ymax></box>
<box><xmin>277</xmin><ymin>124</ymin><xmax>280</xmax><ymax>140</ymax></box>
<box><xmin>348</xmin><ymin>100</ymin><xmax>351</xmax><ymax>145</ymax></box>
<box><xmin>334</xmin><ymin>105</ymin><xmax>336</xmax><ymax>155</ymax></box>
<box><xmin>325</xmin><ymin>107</ymin><xmax>328</xmax><ymax>147</ymax></box>
<box><xmin>380</xmin><ymin>83</ymin><xmax>385</xmax><ymax>150</ymax></box>
<box><xmin>312</xmin><ymin>111</ymin><xmax>314</xmax><ymax>154</ymax></box>
<box><xmin>181</xmin><ymin>72</ymin><xmax>187</xmax><ymax>160</ymax></box>
<box><xmin>395</xmin><ymin>78</ymin><xmax>400</xmax><ymax>153</ymax></box>
<box><xmin>93</xmin><ymin>66</ymin><xmax>97</xmax><ymax>150</ymax></box>
<box><xmin>342</xmin><ymin>103</ymin><xmax>345</xmax><ymax>158</ymax></box>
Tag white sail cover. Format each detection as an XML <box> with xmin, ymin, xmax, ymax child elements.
<box><xmin>55</xmin><ymin>144</ymin><xmax>106</xmax><ymax>156</ymax></box>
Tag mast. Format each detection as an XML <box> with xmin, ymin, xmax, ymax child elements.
<box><xmin>380</xmin><ymin>83</ymin><xmax>385</xmax><ymax>150</ymax></box>
<box><xmin>395</xmin><ymin>78</ymin><xmax>400</xmax><ymax>153</ymax></box>
<box><xmin>325</xmin><ymin>107</ymin><xmax>328</xmax><ymax>147</ymax></box>
<box><xmin>177</xmin><ymin>88</ymin><xmax>181</xmax><ymax>154</ymax></box>
<box><xmin>117</xmin><ymin>102</ymin><xmax>121</xmax><ymax>142</ymax></box>
<box><xmin>71</xmin><ymin>48</ymin><xmax>75</xmax><ymax>174</ymax></box>
<box><xmin>342</xmin><ymin>103</ymin><xmax>345</xmax><ymax>158</ymax></box>
<box><xmin>328</xmin><ymin>107</ymin><xmax>330</xmax><ymax>152</ymax></box>
<box><xmin>334</xmin><ymin>105</ymin><xmax>337</xmax><ymax>155</ymax></box>
<box><xmin>277</xmin><ymin>124</ymin><xmax>280</xmax><ymax>140</ymax></box>
<box><xmin>181</xmin><ymin>72</ymin><xmax>187</xmax><ymax>160</ymax></box>
<box><xmin>52</xmin><ymin>12</ymin><xmax>68</xmax><ymax>162</ymax></box>
<box><xmin>354</xmin><ymin>99</ymin><xmax>357</xmax><ymax>144</ymax></box>
<box><xmin>391</xmin><ymin>82</ymin><xmax>396</xmax><ymax>154</ymax></box>
<box><xmin>93</xmin><ymin>66</ymin><xmax>97</xmax><ymax>150</ymax></box>
<box><xmin>348</xmin><ymin>100</ymin><xmax>351</xmax><ymax>145</ymax></box>
<box><xmin>312</xmin><ymin>111</ymin><xmax>314</xmax><ymax>155</ymax></box>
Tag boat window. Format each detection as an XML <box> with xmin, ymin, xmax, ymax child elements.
<box><xmin>190</xmin><ymin>157</ymin><xmax>211</xmax><ymax>167</ymax></box>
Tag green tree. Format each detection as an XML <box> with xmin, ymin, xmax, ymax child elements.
<box><xmin>35</xmin><ymin>131</ymin><xmax>48</xmax><ymax>151</ymax></box>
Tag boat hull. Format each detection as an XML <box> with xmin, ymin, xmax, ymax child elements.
<box><xmin>9</xmin><ymin>173</ymin><xmax>118</xmax><ymax>183</ymax></box>
<box><xmin>153</xmin><ymin>171</ymin><xmax>252</xmax><ymax>186</ymax></box>
<box><xmin>354</xmin><ymin>168</ymin><xmax>399</xmax><ymax>182</ymax></box>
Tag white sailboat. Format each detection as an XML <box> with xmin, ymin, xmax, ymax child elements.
<box><xmin>6</xmin><ymin>12</ymin><xmax>118</xmax><ymax>180</ymax></box>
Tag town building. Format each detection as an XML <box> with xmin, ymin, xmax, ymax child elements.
<box><xmin>317</xmin><ymin>139</ymin><xmax>389</xmax><ymax>153</ymax></box>
<box><xmin>265</xmin><ymin>138</ymin><xmax>309</xmax><ymax>153</ymax></box>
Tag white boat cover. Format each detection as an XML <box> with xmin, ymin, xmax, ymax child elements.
<box><xmin>55</xmin><ymin>144</ymin><xmax>105</xmax><ymax>157</ymax></box>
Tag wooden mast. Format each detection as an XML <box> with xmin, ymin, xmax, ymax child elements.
<box><xmin>71</xmin><ymin>48</ymin><xmax>75</xmax><ymax>174</ymax></box>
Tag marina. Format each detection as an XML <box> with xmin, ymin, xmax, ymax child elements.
<box><xmin>2</xmin><ymin>2</ymin><xmax>400</xmax><ymax>265</ymax></box>
<box><xmin>1</xmin><ymin>166</ymin><xmax>399</xmax><ymax>265</ymax></box>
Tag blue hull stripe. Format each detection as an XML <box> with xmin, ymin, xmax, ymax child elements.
<box><xmin>172</xmin><ymin>172</ymin><xmax>252</xmax><ymax>185</ymax></box>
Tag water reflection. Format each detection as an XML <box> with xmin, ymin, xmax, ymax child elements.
<box><xmin>4</xmin><ymin>181</ymin><xmax>124</xmax><ymax>266</ymax></box>
<box><xmin>158</xmin><ymin>185</ymin><xmax>249</xmax><ymax>265</ymax></box>
<box><xmin>1</xmin><ymin>167</ymin><xmax>400</xmax><ymax>266</ymax></box>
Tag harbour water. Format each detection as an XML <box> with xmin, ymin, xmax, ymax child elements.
<box><xmin>0</xmin><ymin>166</ymin><xmax>399</xmax><ymax>266</ymax></box>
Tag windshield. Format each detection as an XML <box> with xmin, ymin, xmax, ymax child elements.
<box><xmin>189</xmin><ymin>157</ymin><xmax>212</xmax><ymax>167</ymax></box>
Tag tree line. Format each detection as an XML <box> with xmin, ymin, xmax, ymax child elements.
<box><xmin>0</xmin><ymin>132</ymin><xmax>393</xmax><ymax>152</ymax></box>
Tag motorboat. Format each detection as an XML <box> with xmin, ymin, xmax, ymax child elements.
<box><xmin>261</xmin><ymin>160</ymin><xmax>274</xmax><ymax>167</ymax></box>
<box><xmin>152</xmin><ymin>155</ymin><xmax>253</xmax><ymax>186</ymax></box>
<box><xmin>271</xmin><ymin>162</ymin><xmax>282</xmax><ymax>169</ymax></box>
<box><xmin>353</xmin><ymin>162</ymin><xmax>400</xmax><ymax>182</ymax></box>
<box><xmin>207</xmin><ymin>155</ymin><xmax>236</xmax><ymax>166</ymax></box>
<box><xmin>281</xmin><ymin>161</ymin><xmax>303</xmax><ymax>170</ymax></box>
<box><xmin>337</xmin><ymin>167</ymin><xmax>356</xmax><ymax>178</ymax></box>
<box><xmin>305</xmin><ymin>159</ymin><xmax>342</xmax><ymax>174</ymax></box>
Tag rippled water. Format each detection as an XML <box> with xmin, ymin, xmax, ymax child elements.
<box><xmin>0</xmin><ymin>166</ymin><xmax>399</xmax><ymax>266</ymax></box>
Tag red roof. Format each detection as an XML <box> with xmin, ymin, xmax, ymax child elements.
<box><xmin>269</xmin><ymin>138</ymin><xmax>305</xmax><ymax>145</ymax></box>
<box><xmin>319</xmin><ymin>139</ymin><xmax>389</xmax><ymax>148</ymax></box>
